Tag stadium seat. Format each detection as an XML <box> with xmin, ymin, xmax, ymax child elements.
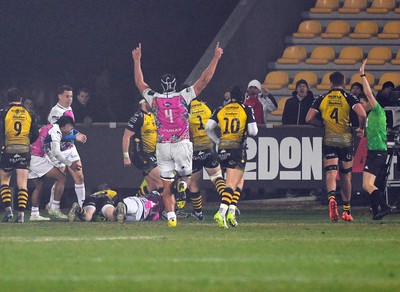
<box><xmin>277</xmin><ymin>46</ymin><xmax>307</xmax><ymax>64</ymax></box>
<box><xmin>288</xmin><ymin>71</ymin><xmax>318</xmax><ymax>90</ymax></box>
<box><xmin>334</xmin><ymin>46</ymin><xmax>364</xmax><ymax>65</ymax></box>
<box><xmin>378</xmin><ymin>21</ymin><xmax>400</xmax><ymax>39</ymax></box>
<box><xmin>366</xmin><ymin>0</ymin><xmax>396</xmax><ymax>14</ymax></box>
<box><xmin>271</xmin><ymin>97</ymin><xmax>288</xmax><ymax>116</ymax></box>
<box><xmin>263</xmin><ymin>71</ymin><xmax>289</xmax><ymax>90</ymax></box>
<box><xmin>316</xmin><ymin>72</ymin><xmax>334</xmax><ymax>90</ymax></box>
<box><xmin>305</xmin><ymin>46</ymin><xmax>335</xmax><ymax>65</ymax></box>
<box><xmin>345</xmin><ymin>72</ymin><xmax>375</xmax><ymax>90</ymax></box>
<box><xmin>391</xmin><ymin>50</ymin><xmax>400</xmax><ymax>65</ymax></box>
<box><xmin>338</xmin><ymin>0</ymin><xmax>368</xmax><ymax>14</ymax></box>
<box><xmin>366</xmin><ymin>47</ymin><xmax>393</xmax><ymax>65</ymax></box>
<box><xmin>310</xmin><ymin>0</ymin><xmax>340</xmax><ymax>14</ymax></box>
<box><xmin>374</xmin><ymin>73</ymin><xmax>400</xmax><ymax>90</ymax></box>
<box><xmin>292</xmin><ymin>20</ymin><xmax>322</xmax><ymax>38</ymax></box>
<box><xmin>349</xmin><ymin>21</ymin><xmax>379</xmax><ymax>39</ymax></box>
<box><xmin>320</xmin><ymin>20</ymin><xmax>351</xmax><ymax>39</ymax></box>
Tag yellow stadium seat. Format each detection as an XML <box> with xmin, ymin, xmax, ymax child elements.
<box><xmin>366</xmin><ymin>0</ymin><xmax>396</xmax><ymax>14</ymax></box>
<box><xmin>271</xmin><ymin>97</ymin><xmax>289</xmax><ymax>116</ymax></box>
<box><xmin>277</xmin><ymin>46</ymin><xmax>307</xmax><ymax>64</ymax></box>
<box><xmin>349</xmin><ymin>21</ymin><xmax>379</xmax><ymax>39</ymax></box>
<box><xmin>345</xmin><ymin>72</ymin><xmax>375</xmax><ymax>90</ymax></box>
<box><xmin>320</xmin><ymin>20</ymin><xmax>351</xmax><ymax>39</ymax></box>
<box><xmin>366</xmin><ymin>47</ymin><xmax>393</xmax><ymax>65</ymax></box>
<box><xmin>334</xmin><ymin>46</ymin><xmax>364</xmax><ymax>65</ymax></box>
<box><xmin>292</xmin><ymin>20</ymin><xmax>322</xmax><ymax>38</ymax></box>
<box><xmin>263</xmin><ymin>71</ymin><xmax>289</xmax><ymax>90</ymax></box>
<box><xmin>391</xmin><ymin>50</ymin><xmax>400</xmax><ymax>65</ymax></box>
<box><xmin>316</xmin><ymin>72</ymin><xmax>334</xmax><ymax>90</ymax></box>
<box><xmin>338</xmin><ymin>0</ymin><xmax>368</xmax><ymax>14</ymax></box>
<box><xmin>305</xmin><ymin>46</ymin><xmax>335</xmax><ymax>65</ymax></box>
<box><xmin>374</xmin><ymin>73</ymin><xmax>400</xmax><ymax>90</ymax></box>
<box><xmin>288</xmin><ymin>71</ymin><xmax>318</xmax><ymax>90</ymax></box>
<box><xmin>378</xmin><ymin>21</ymin><xmax>400</xmax><ymax>39</ymax></box>
<box><xmin>310</xmin><ymin>0</ymin><xmax>340</xmax><ymax>13</ymax></box>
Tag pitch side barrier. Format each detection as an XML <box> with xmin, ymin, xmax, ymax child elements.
<box><xmin>70</xmin><ymin>123</ymin><xmax>399</xmax><ymax>197</ymax></box>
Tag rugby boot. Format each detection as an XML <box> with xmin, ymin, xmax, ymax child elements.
<box><xmin>329</xmin><ymin>198</ymin><xmax>339</xmax><ymax>223</ymax></box>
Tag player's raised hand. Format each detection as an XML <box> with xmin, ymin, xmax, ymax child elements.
<box><xmin>359</xmin><ymin>59</ymin><xmax>367</xmax><ymax>75</ymax></box>
<box><xmin>132</xmin><ymin>43</ymin><xmax>142</xmax><ymax>62</ymax></box>
<box><xmin>214</xmin><ymin>42</ymin><xmax>223</xmax><ymax>61</ymax></box>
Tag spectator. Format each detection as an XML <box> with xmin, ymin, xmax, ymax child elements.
<box><xmin>72</xmin><ymin>88</ymin><xmax>98</xmax><ymax>123</ymax></box>
<box><xmin>376</xmin><ymin>81</ymin><xmax>400</xmax><ymax>128</ymax></box>
<box><xmin>222</xmin><ymin>90</ymin><xmax>231</xmax><ymax>106</ymax></box>
<box><xmin>282</xmin><ymin>79</ymin><xmax>314</xmax><ymax>125</ymax></box>
<box><xmin>244</xmin><ymin>79</ymin><xmax>277</xmax><ymax>125</ymax></box>
<box><xmin>349</xmin><ymin>82</ymin><xmax>364</xmax><ymax>127</ymax></box>
<box><xmin>23</xmin><ymin>98</ymin><xmax>43</xmax><ymax>125</ymax></box>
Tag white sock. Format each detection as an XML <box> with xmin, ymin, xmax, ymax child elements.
<box><xmin>167</xmin><ymin>211</ymin><xmax>176</xmax><ymax>221</ymax></box>
<box><xmin>75</xmin><ymin>183</ymin><xmax>86</xmax><ymax>207</ymax></box>
<box><xmin>31</xmin><ymin>206</ymin><xmax>39</xmax><ymax>217</ymax></box>
<box><xmin>219</xmin><ymin>204</ymin><xmax>228</xmax><ymax>216</ymax></box>
<box><xmin>228</xmin><ymin>205</ymin><xmax>236</xmax><ymax>214</ymax></box>
<box><xmin>49</xmin><ymin>183</ymin><xmax>55</xmax><ymax>206</ymax></box>
<box><xmin>51</xmin><ymin>200</ymin><xmax>60</xmax><ymax>210</ymax></box>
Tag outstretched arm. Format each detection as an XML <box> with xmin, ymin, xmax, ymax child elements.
<box><xmin>132</xmin><ymin>43</ymin><xmax>149</xmax><ymax>94</ymax></box>
<box><xmin>359</xmin><ymin>59</ymin><xmax>376</xmax><ymax>108</ymax></box>
<box><xmin>193</xmin><ymin>42</ymin><xmax>223</xmax><ymax>96</ymax></box>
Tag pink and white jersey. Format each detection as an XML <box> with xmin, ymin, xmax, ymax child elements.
<box><xmin>48</xmin><ymin>103</ymin><xmax>75</xmax><ymax>149</ymax></box>
<box><xmin>142</xmin><ymin>86</ymin><xmax>196</xmax><ymax>143</ymax></box>
<box><xmin>48</xmin><ymin>103</ymin><xmax>75</xmax><ymax>124</ymax></box>
<box><xmin>30</xmin><ymin>124</ymin><xmax>63</xmax><ymax>157</ymax></box>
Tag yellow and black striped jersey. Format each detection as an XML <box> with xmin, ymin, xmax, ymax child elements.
<box><xmin>189</xmin><ymin>99</ymin><xmax>214</xmax><ymax>151</ymax></box>
<box><xmin>126</xmin><ymin>110</ymin><xmax>157</xmax><ymax>153</ymax></box>
<box><xmin>311</xmin><ymin>89</ymin><xmax>359</xmax><ymax>147</ymax></box>
<box><xmin>0</xmin><ymin>104</ymin><xmax>36</xmax><ymax>153</ymax></box>
<box><xmin>210</xmin><ymin>101</ymin><xmax>256</xmax><ymax>150</ymax></box>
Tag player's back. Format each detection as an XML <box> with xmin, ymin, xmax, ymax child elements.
<box><xmin>1</xmin><ymin>104</ymin><xmax>33</xmax><ymax>153</ymax></box>
<box><xmin>214</xmin><ymin>102</ymin><xmax>252</xmax><ymax>150</ymax></box>
<box><xmin>189</xmin><ymin>99</ymin><xmax>214</xmax><ymax>151</ymax></box>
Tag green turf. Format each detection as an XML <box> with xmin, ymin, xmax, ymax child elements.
<box><xmin>0</xmin><ymin>205</ymin><xmax>399</xmax><ymax>291</ymax></box>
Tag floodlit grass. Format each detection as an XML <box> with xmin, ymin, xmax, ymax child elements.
<box><xmin>0</xmin><ymin>204</ymin><xmax>399</xmax><ymax>291</ymax></box>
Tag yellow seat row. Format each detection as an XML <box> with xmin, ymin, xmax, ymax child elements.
<box><xmin>263</xmin><ymin>71</ymin><xmax>400</xmax><ymax>91</ymax></box>
<box><xmin>293</xmin><ymin>20</ymin><xmax>400</xmax><ymax>39</ymax></box>
<box><xmin>310</xmin><ymin>0</ymin><xmax>400</xmax><ymax>14</ymax></box>
<box><xmin>278</xmin><ymin>46</ymin><xmax>399</xmax><ymax>65</ymax></box>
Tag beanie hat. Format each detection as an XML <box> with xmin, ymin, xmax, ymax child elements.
<box><xmin>351</xmin><ymin>82</ymin><xmax>363</xmax><ymax>92</ymax></box>
<box><xmin>247</xmin><ymin>79</ymin><xmax>262</xmax><ymax>91</ymax></box>
<box><xmin>382</xmin><ymin>81</ymin><xmax>395</xmax><ymax>91</ymax></box>
<box><xmin>295</xmin><ymin>79</ymin><xmax>309</xmax><ymax>90</ymax></box>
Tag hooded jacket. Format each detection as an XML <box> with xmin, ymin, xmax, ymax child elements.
<box><xmin>282</xmin><ymin>90</ymin><xmax>314</xmax><ymax>125</ymax></box>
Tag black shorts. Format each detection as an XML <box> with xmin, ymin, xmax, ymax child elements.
<box><xmin>83</xmin><ymin>193</ymin><xmax>113</xmax><ymax>220</ymax></box>
<box><xmin>322</xmin><ymin>145</ymin><xmax>353</xmax><ymax>162</ymax></box>
<box><xmin>131</xmin><ymin>151</ymin><xmax>157</xmax><ymax>176</ymax></box>
<box><xmin>364</xmin><ymin>150</ymin><xmax>387</xmax><ymax>177</ymax></box>
<box><xmin>0</xmin><ymin>152</ymin><xmax>31</xmax><ymax>172</ymax></box>
<box><xmin>192</xmin><ymin>148</ymin><xmax>220</xmax><ymax>173</ymax></box>
<box><xmin>218</xmin><ymin>148</ymin><xmax>247</xmax><ymax>170</ymax></box>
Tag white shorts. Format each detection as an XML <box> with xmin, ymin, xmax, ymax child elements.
<box><xmin>28</xmin><ymin>155</ymin><xmax>55</xmax><ymax>179</ymax></box>
<box><xmin>123</xmin><ymin>196</ymin><xmax>144</xmax><ymax>222</ymax></box>
<box><xmin>48</xmin><ymin>145</ymin><xmax>81</xmax><ymax>168</ymax></box>
<box><xmin>156</xmin><ymin>139</ymin><xmax>193</xmax><ymax>179</ymax></box>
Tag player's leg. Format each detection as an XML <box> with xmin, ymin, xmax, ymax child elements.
<box><xmin>157</xmin><ymin>143</ymin><xmax>177</xmax><ymax>227</ymax></box>
<box><xmin>323</xmin><ymin>146</ymin><xmax>340</xmax><ymax>222</ymax></box>
<box><xmin>173</xmin><ymin>140</ymin><xmax>193</xmax><ymax>212</ymax></box>
<box><xmin>46</xmin><ymin>167</ymin><xmax>68</xmax><ymax>220</ymax></box>
<box><xmin>15</xmin><ymin>168</ymin><xmax>29</xmax><ymax>223</ymax></box>
<box><xmin>188</xmin><ymin>170</ymin><xmax>204</xmax><ymax>220</ymax></box>
<box><xmin>66</xmin><ymin>146</ymin><xmax>85</xmax><ymax>207</ymax></box>
<box><xmin>0</xmin><ymin>168</ymin><xmax>13</xmax><ymax>222</ymax></box>
<box><xmin>339</xmin><ymin>159</ymin><xmax>353</xmax><ymax>221</ymax></box>
<box><xmin>224</xmin><ymin>168</ymin><xmax>244</xmax><ymax>228</ymax></box>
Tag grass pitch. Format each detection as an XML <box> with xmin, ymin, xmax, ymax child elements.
<box><xmin>0</xmin><ymin>202</ymin><xmax>399</xmax><ymax>292</ymax></box>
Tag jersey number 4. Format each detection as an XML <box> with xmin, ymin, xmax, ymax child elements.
<box><xmin>330</xmin><ymin>108</ymin><xmax>338</xmax><ymax>124</ymax></box>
